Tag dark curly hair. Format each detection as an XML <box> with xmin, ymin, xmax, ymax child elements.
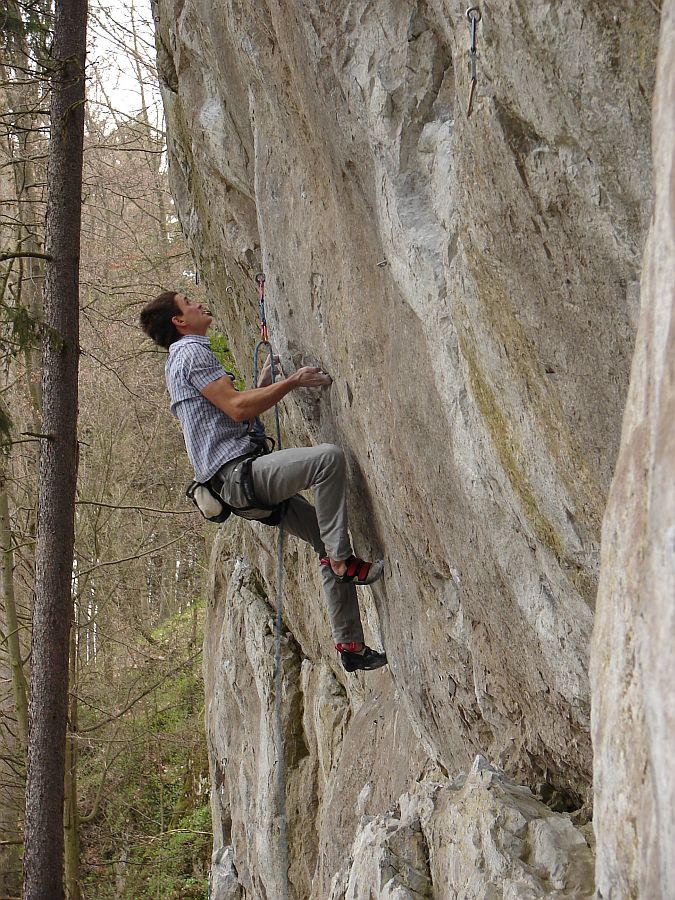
<box><xmin>139</xmin><ymin>291</ymin><xmax>181</xmax><ymax>349</ymax></box>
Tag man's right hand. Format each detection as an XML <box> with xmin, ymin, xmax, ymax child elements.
<box><xmin>292</xmin><ymin>366</ymin><xmax>332</xmax><ymax>388</ymax></box>
<box><xmin>202</xmin><ymin>365</ymin><xmax>331</xmax><ymax>422</ymax></box>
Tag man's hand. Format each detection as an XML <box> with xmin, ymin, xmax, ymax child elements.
<box><xmin>291</xmin><ymin>366</ymin><xmax>332</xmax><ymax>388</ymax></box>
<box><xmin>257</xmin><ymin>354</ymin><xmax>282</xmax><ymax>387</ymax></box>
<box><xmin>202</xmin><ymin>364</ymin><xmax>332</xmax><ymax>422</ymax></box>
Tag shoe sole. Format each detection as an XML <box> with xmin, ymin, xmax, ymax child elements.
<box><xmin>335</xmin><ymin>558</ymin><xmax>385</xmax><ymax>586</ymax></box>
<box><xmin>341</xmin><ymin>654</ymin><xmax>388</xmax><ymax>673</ymax></box>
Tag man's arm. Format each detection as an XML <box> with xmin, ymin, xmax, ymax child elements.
<box><xmin>201</xmin><ymin>366</ymin><xmax>331</xmax><ymax>422</ymax></box>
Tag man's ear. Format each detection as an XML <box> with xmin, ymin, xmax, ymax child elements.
<box><xmin>172</xmin><ymin>313</ymin><xmax>185</xmax><ymax>331</ymax></box>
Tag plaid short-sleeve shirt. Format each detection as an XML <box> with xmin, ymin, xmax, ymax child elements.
<box><xmin>165</xmin><ymin>335</ymin><xmax>257</xmax><ymax>482</ymax></box>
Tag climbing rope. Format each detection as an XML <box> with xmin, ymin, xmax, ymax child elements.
<box><xmin>466</xmin><ymin>6</ymin><xmax>482</xmax><ymax>117</ymax></box>
<box><xmin>253</xmin><ymin>274</ymin><xmax>282</xmax><ymax>448</ymax></box>
<box><xmin>252</xmin><ymin>272</ymin><xmax>290</xmax><ymax>899</ymax></box>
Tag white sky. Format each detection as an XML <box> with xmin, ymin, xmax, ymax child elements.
<box><xmin>87</xmin><ymin>0</ymin><xmax>163</xmax><ymax>128</ymax></box>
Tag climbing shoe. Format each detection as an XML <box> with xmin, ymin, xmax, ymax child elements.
<box><xmin>320</xmin><ymin>555</ymin><xmax>385</xmax><ymax>586</ymax></box>
<box><xmin>336</xmin><ymin>643</ymin><xmax>388</xmax><ymax>673</ymax></box>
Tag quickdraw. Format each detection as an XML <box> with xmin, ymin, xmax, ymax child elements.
<box><xmin>256</xmin><ymin>271</ymin><xmax>269</xmax><ymax>343</ymax></box>
<box><xmin>466</xmin><ymin>6</ymin><xmax>482</xmax><ymax>118</ymax></box>
<box><xmin>253</xmin><ymin>272</ymin><xmax>282</xmax><ymax>447</ymax></box>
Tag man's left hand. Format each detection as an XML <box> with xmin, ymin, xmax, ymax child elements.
<box><xmin>257</xmin><ymin>354</ymin><xmax>282</xmax><ymax>387</ymax></box>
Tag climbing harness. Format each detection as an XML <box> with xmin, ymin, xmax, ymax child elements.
<box><xmin>187</xmin><ymin>452</ymin><xmax>286</xmax><ymax>525</ymax></box>
<box><xmin>466</xmin><ymin>6</ymin><xmax>482</xmax><ymax>118</ymax></box>
<box><xmin>252</xmin><ymin>272</ymin><xmax>290</xmax><ymax>900</ymax></box>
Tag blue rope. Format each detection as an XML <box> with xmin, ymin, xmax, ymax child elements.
<box><xmin>252</xmin><ymin>290</ymin><xmax>289</xmax><ymax>899</ymax></box>
<box><xmin>253</xmin><ymin>340</ymin><xmax>282</xmax><ymax>449</ymax></box>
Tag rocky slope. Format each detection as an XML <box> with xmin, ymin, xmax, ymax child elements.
<box><xmin>151</xmin><ymin>1</ymin><xmax>670</xmax><ymax>896</ymax></box>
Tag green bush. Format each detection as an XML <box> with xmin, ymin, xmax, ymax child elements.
<box><xmin>209</xmin><ymin>331</ymin><xmax>245</xmax><ymax>390</ymax></box>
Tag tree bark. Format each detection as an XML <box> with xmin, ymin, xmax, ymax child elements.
<box><xmin>0</xmin><ymin>475</ymin><xmax>29</xmax><ymax>750</ymax></box>
<box><xmin>0</xmin><ymin>471</ymin><xmax>24</xmax><ymax>896</ymax></box>
<box><xmin>63</xmin><ymin>628</ymin><xmax>81</xmax><ymax>900</ymax></box>
<box><xmin>23</xmin><ymin>1</ymin><xmax>88</xmax><ymax>897</ymax></box>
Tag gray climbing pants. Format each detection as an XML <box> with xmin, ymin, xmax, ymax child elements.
<box><xmin>214</xmin><ymin>443</ymin><xmax>365</xmax><ymax>645</ymax></box>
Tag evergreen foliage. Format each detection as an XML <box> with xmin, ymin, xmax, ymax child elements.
<box><xmin>0</xmin><ymin>405</ymin><xmax>12</xmax><ymax>448</ymax></box>
<box><xmin>1</xmin><ymin>302</ymin><xmax>42</xmax><ymax>354</ymax></box>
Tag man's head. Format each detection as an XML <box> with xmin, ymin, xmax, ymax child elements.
<box><xmin>139</xmin><ymin>292</ymin><xmax>213</xmax><ymax>349</ymax></box>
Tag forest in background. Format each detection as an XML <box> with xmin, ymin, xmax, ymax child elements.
<box><xmin>0</xmin><ymin>1</ymin><xmax>225</xmax><ymax>896</ymax></box>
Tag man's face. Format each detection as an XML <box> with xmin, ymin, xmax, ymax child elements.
<box><xmin>172</xmin><ymin>294</ymin><xmax>213</xmax><ymax>336</ymax></box>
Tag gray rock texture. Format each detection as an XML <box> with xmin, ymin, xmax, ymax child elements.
<box><xmin>590</xmin><ymin>4</ymin><xmax>675</xmax><ymax>899</ymax></box>
<box><xmin>329</xmin><ymin>756</ymin><xmax>594</xmax><ymax>899</ymax></box>
<box><xmin>151</xmin><ymin>0</ymin><xmax>670</xmax><ymax>895</ymax></box>
<box><xmin>211</xmin><ymin>845</ymin><xmax>244</xmax><ymax>899</ymax></box>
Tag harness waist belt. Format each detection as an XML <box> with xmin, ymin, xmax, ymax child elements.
<box><xmin>208</xmin><ymin>446</ymin><xmax>286</xmax><ymax>527</ymax></box>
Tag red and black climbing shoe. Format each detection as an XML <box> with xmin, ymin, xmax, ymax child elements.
<box><xmin>321</xmin><ymin>555</ymin><xmax>385</xmax><ymax>586</ymax></box>
<box><xmin>336</xmin><ymin>643</ymin><xmax>388</xmax><ymax>673</ymax></box>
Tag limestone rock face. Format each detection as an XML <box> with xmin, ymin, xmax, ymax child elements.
<box><xmin>205</xmin><ymin>528</ymin><xmax>431</xmax><ymax>898</ymax></box>
<box><xmin>329</xmin><ymin>756</ymin><xmax>594</xmax><ymax>899</ymax></box>
<box><xmin>590</xmin><ymin>5</ymin><xmax>675</xmax><ymax>899</ymax></box>
<box><xmin>211</xmin><ymin>846</ymin><xmax>244</xmax><ymax>899</ymax></box>
<box><xmin>151</xmin><ymin>0</ymin><xmax>666</xmax><ymax>895</ymax></box>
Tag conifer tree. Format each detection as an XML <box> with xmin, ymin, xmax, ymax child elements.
<box><xmin>23</xmin><ymin>1</ymin><xmax>88</xmax><ymax>896</ymax></box>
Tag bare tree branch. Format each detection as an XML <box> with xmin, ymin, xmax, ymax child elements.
<box><xmin>75</xmin><ymin>499</ymin><xmax>191</xmax><ymax>516</ymax></box>
<box><xmin>0</xmin><ymin>250</ymin><xmax>50</xmax><ymax>262</ymax></box>
<box><xmin>74</xmin><ymin>532</ymin><xmax>191</xmax><ymax>579</ymax></box>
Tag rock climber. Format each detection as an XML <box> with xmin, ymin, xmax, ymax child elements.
<box><xmin>139</xmin><ymin>291</ymin><xmax>388</xmax><ymax>673</ymax></box>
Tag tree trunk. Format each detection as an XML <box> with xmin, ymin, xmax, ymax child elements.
<box><xmin>0</xmin><ymin>418</ymin><xmax>28</xmax><ymax>896</ymax></box>
<box><xmin>0</xmin><ymin>471</ymin><xmax>29</xmax><ymax>750</ymax></box>
<box><xmin>0</xmin><ymin>711</ymin><xmax>22</xmax><ymax>897</ymax></box>
<box><xmin>64</xmin><ymin>627</ymin><xmax>81</xmax><ymax>900</ymax></box>
<box><xmin>23</xmin><ymin>1</ymin><xmax>88</xmax><ymax>897</ymax></box>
